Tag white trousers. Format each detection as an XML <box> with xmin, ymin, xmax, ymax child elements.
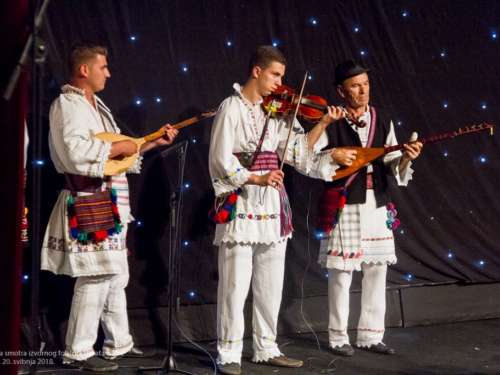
<box><xmin>217</xmin><ymin>241</ymin><xmax>287</xmax><ymax>364</ymax></box>
<box><xmin>328</xmin><ymin>263</ymin><xmax>387</xmax><ymax>348</ymax></box>
<box><xmin>64</xmin><ymin>271</ymin><xmax>134</xmax><ymax>360</ymax></box>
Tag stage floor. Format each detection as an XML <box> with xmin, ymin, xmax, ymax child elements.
<box><xmin>20</xmin><ymin>318</ymin><xmax>500</xmax><ymax>374</ymax></box>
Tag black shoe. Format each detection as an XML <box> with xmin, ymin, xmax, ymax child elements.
<box><xmin>104</xmin><ymin>346</ymin><xmax>155</xmax><ymax>360</ymax></box>
<box><xmin>122</xmin><ymin>346</ymin><xmax>155</xmax><ymax>358</ymax></box>
<box><xmin>216</xmin><ymin>362</ymin><xmax>241</xmax><ymax>375</ymax></box>
<box><xmin>63</xmin><ymin>355</ymin><xmax>118</xmax><ymax>372</ymax></box>
<box><xmin>331</xmin><ymin>344</ymin><xmax>355</xmax><ymax>356</ymax></box>
<box><xmin>260</xmin><ymin>355</ymin><xmax>303</xmax><ymax>367</ymax></box>
<box><xmin>362</xmin><ymin>342</ymin><xmax>395</xmax><ymax>355</ymax></box>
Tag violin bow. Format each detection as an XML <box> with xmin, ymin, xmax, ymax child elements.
<box><xmin>279</xmin><ymin>71</ymin><xmax>309</xmax><ymax>170</ymax></box>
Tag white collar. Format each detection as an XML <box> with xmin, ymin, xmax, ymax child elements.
<box><xmin>61</xmin><ymin>84</ymin><xmax>86</xmax><ymax>96</ymax></box>
<box><xmin>233</xmin><ymin>83</ymin><xmax>263</xmax><ymax>105</ymax></box>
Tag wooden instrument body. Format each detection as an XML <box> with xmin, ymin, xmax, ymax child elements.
<box><xmin>92</xmin><ymin>108</ymin><xmax>217</xmax><ymax>176</ymax></box>
<box><xmin>263</xmin><ymin>85</ymin><xmax>328</xmax><ymax>123</ymax></box>
<box><xmin>326</xmin><ymin>123</ymin><xmax>493</xmax><ymax>181</ymax></box>
<box><xmin>325</xmin><ymin>146</ymin><xmax>386</xmax><ymax>181</ymax></box>
<box><xmin>92</xmin><ymin>132</ymin><xmax>146</xmax><ymax>175</ymax></box>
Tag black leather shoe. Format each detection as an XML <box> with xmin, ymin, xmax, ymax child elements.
<box><xmin>122</xmin><ymin>346</ymin><xmax>155</xmax><ymax>358</ymax></box>
<box><xmin>63</xmin><ymin>355</ymin><xmax>118</xmax><ymax>372</ymax></box>
<box><xmin>260</xmin><ymin>356</ymin><xmax>303</xmax><ymax>367</ymax></box>
<box><xmin>362</xmin><ymin>342</ymin><xmax>395</xmax><ymax>355</ymax></box>
<box><xmin>216</xmin><ymin>362</ymin><xmax>241</xmax><ymax>375</ymax></box>
<box><xmin>105</xmin><ymin>346</ymin><xmax>156</xmax><ymax>360</ymax></box>
<box><xmin>331</xmin><ymin>344</ymin><xmax>355</xmax><ymax>356</ymax></box>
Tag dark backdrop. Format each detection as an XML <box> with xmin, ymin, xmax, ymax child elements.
<box><xmin>29</xmin><ymin>0</ymin><xmax>500</xmax><ymax>314</ymax></box>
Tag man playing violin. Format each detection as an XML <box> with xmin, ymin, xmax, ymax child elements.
<box><xmin>208</xmin><ymin>46</ymin><xmax>344</xmax><ymax>374</ymax></box>
<box><xmin>307</xmin><ymin>60</ymin><xmax>422</xmax><ymax>356</ymax></box>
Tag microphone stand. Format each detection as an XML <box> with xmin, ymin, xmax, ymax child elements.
<box><xmin>5</xmin><ymin>1</ymin><xmax>52</xmax><ymax>374</ymax></box>
<box><xmin>139</xmin><ymin>141</ymin><xmax>195</xmax><ymax>375</ymax></box>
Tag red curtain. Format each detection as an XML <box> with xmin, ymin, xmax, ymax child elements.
<box><xmin>0</xmin><ymin>0</ymin><xmax>28</xmax><ymax>374</ymax></box>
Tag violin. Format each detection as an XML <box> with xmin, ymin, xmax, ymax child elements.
<box><xmin>262</xmin><ymin>85</ymin><xmax>366</xmax><ymax>127</ymax></box>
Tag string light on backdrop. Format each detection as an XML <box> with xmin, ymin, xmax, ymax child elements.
<box><xmin>34</xmin><ymin>1</ymin><xmax>500</xmax><ymax>317</ymax></box>
<box><xmin>23</xmin><ymin>275</ymin><xmax>29</xmax><ymax>280</ymax></box>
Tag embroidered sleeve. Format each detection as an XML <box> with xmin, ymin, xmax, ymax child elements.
<box><xmin>49</xmin><ymin>96</ymin><xmax>112</xmax><ymax>177</ymax></box>
<box><xmin>384</xmin><ymin>121</ymin><xmax>414</xmax><ymax>186</ymax></box>
<box><xmin>294</xmin><ymin>131</ymin><xmax>340</xmax><ymax>181</ymax></box>
<box><xmin>209</xmin><ymin>99</ymin><xmax>251</xmax><ymax>197</ymax></box>
<box><xmin>277</xmin><ymin>115</ymin><xmax>311</xmax><ymax>172</ymax></box>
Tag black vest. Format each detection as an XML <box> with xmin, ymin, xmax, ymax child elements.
<box><xmin>323</xmin><ymin>108</ymin><xmax>393</xmax><ymax>207</ymax></box>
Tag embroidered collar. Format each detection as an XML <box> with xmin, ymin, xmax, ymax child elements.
<box><xmin>233</xmin><ymin>83</ymin><xmax>268</xmax><ymax>143</ymax></box>
<box><xmin>61</xmin><ymin>84</ymin><xmax>86</xmax><ymax>96</ymax></box>
<box><xmin>233</xmin><ymin>83</ymin><xmax>263</xmax><ymax>106</ymax></box>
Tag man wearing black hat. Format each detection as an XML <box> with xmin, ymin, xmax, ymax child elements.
<box><xmin>306</xmin><ymin>60</ymin><xmax>422</xmax><ymax>356</ymax></box>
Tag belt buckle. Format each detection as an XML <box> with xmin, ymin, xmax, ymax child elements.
<box><xmin>239</xmin><ymin>152</ymin><xmax>253</xmax><ymax>167</ymax></box>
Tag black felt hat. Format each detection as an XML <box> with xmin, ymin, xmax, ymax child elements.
<box><xmin>333</xmin><ymin>59</ymin><xmax>372</xmax><ymax>86</ymax></box>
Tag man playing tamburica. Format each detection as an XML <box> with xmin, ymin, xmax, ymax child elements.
<box><xmin>41</xmin><ymin>41</ymin><xmax>177</xmax><ymax>372</ymax></box>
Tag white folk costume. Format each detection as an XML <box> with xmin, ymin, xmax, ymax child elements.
<box><xmin>41</xmin><ymin>85</ymin><xmax>141</xmax><ymax>360</ymax></box>
<box><xmin>209</xmin><ymin>83</ymin><xmax>311</xmax><ymax>364</ymax></box>
<box><xmin>308</xmin><ymin>105</ymin><xmax>414</xmax><ymax>349</ymax></box>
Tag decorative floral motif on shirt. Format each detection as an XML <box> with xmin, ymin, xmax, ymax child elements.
<box><xmin>292</xmin><ymin>141</ymin><xmax>298</xmax><ymax>166</ymax></box>
<box><xmin>218</xmin><ymin>337</ymin><xmax>244</xmax><ymax>344</ymax></box>
<box><xmin>212</xmin><ymin>168</ymin><xmax>243</xmax><ymax>183</ymax></box>
<box><xmin>46</xmin><ymin>236</ymin><xmax>65</xmax><ymax>251</ymax></box>
<box><xmin>386</xmin><ymin>203</ymin><xmax>400</xmax><ymax>230</ymax></box>
<box><xmin>253</xmin><ymin>331</ymin><xmax>275</xmax><ymax>342</ymax></box>
<box><xmin>237</xmin><ymin>94</ymin><xmax>269</xmax><ymax>141</ymax></box>
<box><xmin>237</xmin><ymin>213</ymin><xmax>279</xmax><ymax>220</ymax></box>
